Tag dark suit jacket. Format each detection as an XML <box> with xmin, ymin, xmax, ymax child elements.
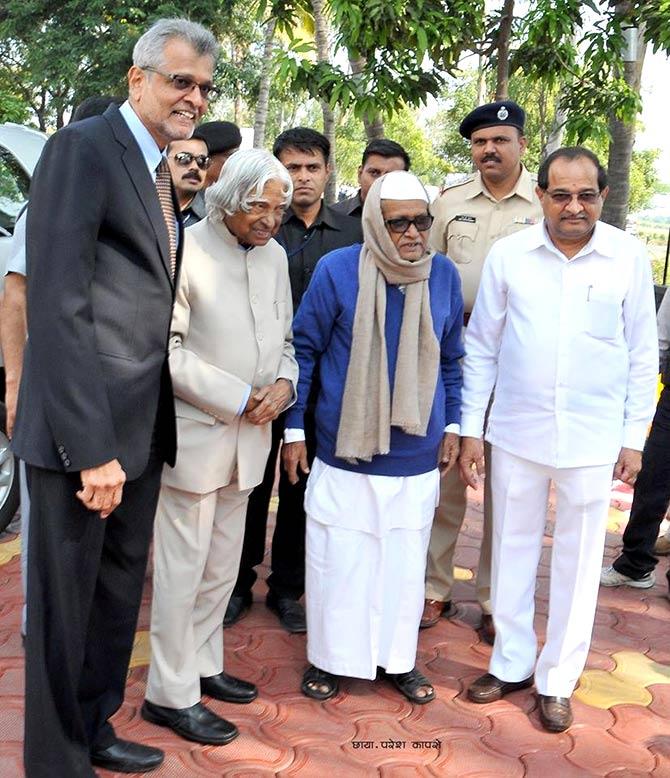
<box><xmin>13</xmin><ymin>104</ymin><xmax>178</xmax><ymax>481</ymax></box>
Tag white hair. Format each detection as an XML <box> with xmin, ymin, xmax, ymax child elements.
<box><xmin>205</xmin><ymin>149</ymin><xmax>293</xmax><ymax>221</ymax></box>
<box><xmin>133</xmin><ymin>18</ymin><xmax>219</xmax><ymax>69</ymax></box>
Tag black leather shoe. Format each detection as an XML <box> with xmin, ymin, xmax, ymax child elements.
<box><xmin>467</xmin><ymin>672</ymin><xmax>534</xmax><ymax>704</ymax></box>
<box><xmin>90</xmin><ymin>738</ymin><xmax>164</xmax><ymax>773</ymax></box>
<box><xmin>538</xmin><ymin>694</ymin><xmax>573</xmax><ymax>732</ymax></box>
<box><xmin>479</xmin><ymin>614</ymin><xmax>496</xmax><ymax>646</ymax></box>
<box><xmin>266</xmin><ymin>592</ymin><xmax>306</xmax><ymax>633</ymax></box>
<box><xmin>224</xmin><ymin>592</ymin><xmax>252</xmax><ymax>627</ymax></box>
<box><xmin>141</xmin><ymin>700</ymin><xmax>238</xmax><ymax>745</ymax></box>
<box><xmin>201</xmin><ymin>671</ymin><xmax>258</xmax><ymax>704</ymax></box>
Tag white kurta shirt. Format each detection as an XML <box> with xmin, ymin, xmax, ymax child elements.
<box><xmin>460</xmin><ymin>220</ymin><xmax>658</xmax><ymax>468</ymax></box>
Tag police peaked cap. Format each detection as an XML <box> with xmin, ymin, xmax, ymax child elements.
<box><xmin>459</xmin><ymin>100</ymin><xmax>526</xmax><ymax>139</ymax></box>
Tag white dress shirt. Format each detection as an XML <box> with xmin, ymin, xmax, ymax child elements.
<box><xmin>461</xmin><ymin>220</ymin><xmax>658</xmax><ymax>467</ymax></box>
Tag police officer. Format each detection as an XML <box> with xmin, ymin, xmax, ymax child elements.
<box><xmin>423</xmin><ymin>100</ymin><xmax>543</xmax><ymax>642</ymax></box>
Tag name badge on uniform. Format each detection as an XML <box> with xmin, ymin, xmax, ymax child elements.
<box><xmin>513</xmin><ymin>216</ymin><xmax>538</xmax><ymax>225</ymax></box>
<box><xmin>455</xmin><ymin>215</ymin><xmax>476</xmax><ymax>223</ymax></box>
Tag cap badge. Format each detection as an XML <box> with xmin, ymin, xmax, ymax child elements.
<box><xmin>497</xmin><ymin>106</ymin><xmax>509</xmax><ymax>120</ymax></box>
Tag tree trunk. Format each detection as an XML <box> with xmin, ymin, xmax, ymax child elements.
<box><xmin>253</xmin><ymin>19</ymin><xmax>276</xmax><ymax>149</ymax></box>
<box><xmin>312</xmin><ymin>0</ymin><xmax>337</xmax><ymax>202</ymax></box>
<box><xmin>601</xmin><ymin>19</ymin><xmax>646</xmax><ymax>229</ymax></box>
<box><xmin>476</xmin><ymin>54</ymin><xmax>488</xmax><ymax>105</ymax></box>
<box><xmin>349</xmin><ymin>52</ymin><xmax>384</xmax><ymax>139</ymax></box>
<box><xmin>495</xmin><ymin>0</ymin><xmax>515</xmax><ymax>100</ymax></box>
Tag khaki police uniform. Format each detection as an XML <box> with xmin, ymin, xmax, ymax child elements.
<box><xmin>427</xmin><ymin>164</ymin><xmax>543</xmax><ymax>613</ymax></box>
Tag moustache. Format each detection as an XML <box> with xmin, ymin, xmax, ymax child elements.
<box><xmin>482</xmin><ymin>154</ymin><xmax>501</xmax><ymax>163</ymax></box>
<box><xmin>182</xmin><ymin>172</ymin><xmax>202</xmax><ymax>182</ymax></box>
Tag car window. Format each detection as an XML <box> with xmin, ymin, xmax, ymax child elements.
<box><xmin>0</xmin><ymin>146</ymin><xmax>30</xmax><ymax>235</ymax></box>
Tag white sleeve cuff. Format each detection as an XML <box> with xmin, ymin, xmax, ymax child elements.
<box><xmin>444</xmin><ymin>423</ymin><xmax>460</xmax><ymax>435</ymax></box>
<box><xmin>284</xmin><ymin>428</ymin><xmax>306</xmax><ymax>443</ymax></box>
<box><xmin>237</xmin><ymin>385</ymin><xmax>252</xmax><ymax>416</ymax></box>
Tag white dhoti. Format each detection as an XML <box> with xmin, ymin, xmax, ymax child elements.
<box><xmin>146</xmin><ymin>480</ymin><xmax>251</xmax><ymax>709</ymax></box>
<box><xmin>488</xmin><ymin>446</ymin><xmax>614</xmax><ymax>697</ymax></box>
<box><xmin>305</xmin><ymin>457</ymin><xmax>439</xmax><ymax>679</ymax></box>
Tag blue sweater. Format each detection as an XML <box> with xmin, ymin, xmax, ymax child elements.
<box><xmin>285</xmin><ymin>244</ymin><xmax>464</xmax><ymax>476</ymax></box>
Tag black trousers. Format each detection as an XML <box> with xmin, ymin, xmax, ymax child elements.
<box><xmin>234</xmin><ymin>410</ymin><xmax>316</xmax><ymax>600</ymax></box>
<box><xmin>613</xmin><ymin>385</ymin><xmax>670</xmax><ymax>579</ymax></box>
<box><xmin>23</xmin><ymin>454</ymin><xmax>162</xmax><ymax>778</ymax></box>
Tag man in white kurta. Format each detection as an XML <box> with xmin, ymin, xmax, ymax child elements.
<box><xmin>459</xmin><ymin>147</ymin><xmax>657</xmax><ymax>733</ymax></box>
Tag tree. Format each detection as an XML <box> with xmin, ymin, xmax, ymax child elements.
<box><xmin>494</xmin><ymin>0</ymin><xmax>515</xmax><ymax>99</ymax></box>
<box><xmin>311</xmin><ymin>0</ymin><xmax>337</xmax><ymax>201</ymax></box>
<box><xmin>600</xmin><ymin>8</ymin><xmax>646</xmax><ymax>228</ymax></box>
<box><xmin>280</xmin><ymin>0</ymin><xmax>485</xmax><ymax>138</ymax></box>
<box><xmin>0</xmin><ymin>0</ymin><xmax>232</xmax><ymax>131</ymax></box>
<box><xmin>252</xmin><ymin>19</ymin><xmax>277</xmax><ymax>147</ymax></box>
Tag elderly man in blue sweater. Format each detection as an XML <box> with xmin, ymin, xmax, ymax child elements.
<box><xmin>282</xmin><ymin>170</ymin><xmax>464</xmax><ymax>704</ymax></box>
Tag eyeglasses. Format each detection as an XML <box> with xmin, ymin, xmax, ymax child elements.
<box><xmin>544</xmin><ymin>190</ymin><xmax>602</xmax><ymax>205</ymax></box>
<box><xmin>140</xmin><ymin>66</ymin><xmax>220</xmax><ymax>100</ymax></box>
<box><xmin>385</xmin><ymin>214</ymin><xmax>434</xmax><ymax>234</ymax></box>
<box><xmin>171</xmin><ymin>151</ymin><xmax>212</xmax><ymax>170</ymax></box>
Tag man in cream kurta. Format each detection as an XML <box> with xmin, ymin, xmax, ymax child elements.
<box><xmin>460</xmin><ymin>147</ymin><xmax>657</xmax><ymax>733</ymax></box>
<box><xmin>143</xmin><ymin>151</ymin><xmax>298</xmax><ymax>746</ymax></box>
<box><xmin>424</xmin><ymin>100</ymin><xmax>542</xmax><ymax>640</ymax></box>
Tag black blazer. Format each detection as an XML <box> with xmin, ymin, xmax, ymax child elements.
<box><xmin>13</xmin><ymin>104</ymin><xmax>179</xmax><ymax>480</ymax></box>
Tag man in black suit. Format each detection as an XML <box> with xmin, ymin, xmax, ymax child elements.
<box><xmin>12</xmin><ymin>18</ymin><xmax>219</xmax><ymax>778</ymax></box>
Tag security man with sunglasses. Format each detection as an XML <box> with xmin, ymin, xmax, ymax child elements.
<box><xmin>166</xmin><ymin>137</ymin><xmax>211</xmax><ymax>226</ymax></box>
<box><xmin>422</xmin><ymin>101</ymin><xmax>543</xmax><ymax>643</ymax></box>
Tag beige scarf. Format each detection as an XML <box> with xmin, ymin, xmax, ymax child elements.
<box><xmin>335</xmin><ymin>176</ymin><xmax>440</xmax><ymax>462</ymax></box>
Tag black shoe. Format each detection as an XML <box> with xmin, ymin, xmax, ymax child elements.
<box><xmin>224</xmin><ymin>592</ymin><xmax>252</xmax><ymax>627</ymax></box>
<box><xmin>467</xmin><ymin>672</ymin><xmax>534</xmax><ymax>704</ymax></box>
<box><xmin>537</xmin><ymin>694</ymin><xmax>573</xmax><ymax>732</ymax></box>
<box><xmin>201</xmin><ymin>671</ymin><xmax>258</xmax><ymax>704</ymax></box>
<box><xmin>266</xmin><ymin>591</ymin><xmax>306</xmax><ymax>633</ymax></box>
<box><xmin>90</xmin><ymin>738</ymin><xmax>164</xmax><ymax>773</ymax></box>
<box><xmin>141</xmin><ymin>700</ymin><xmax>238</xmax><ymax>745</ymax></box>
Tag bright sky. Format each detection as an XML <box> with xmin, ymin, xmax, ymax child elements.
<box><xmin>638</xmin><ymin>46</ymin><xmax>670</xmax><ymax>184</ymax></box>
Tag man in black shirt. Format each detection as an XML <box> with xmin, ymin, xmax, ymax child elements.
<box><xmin>225</xmin><ymin>127</ymin><xmax>362</xmax><ymax>631</ymax></box>
<box><xmin>333</xmin><ymin>138</ymin><xmax>410</xmax><ymax>219</ymax></box>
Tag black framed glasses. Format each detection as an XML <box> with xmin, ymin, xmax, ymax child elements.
<box><xmin>171</xmin><ymin>151</ymin><xmax>212</xmax><ymax>170</ymax></box>
<box><xmin>385</xmin><ymin>214</ymin><xmax>434</xmax><ymax>234</ymax></box>
<box><xmin>545</xmin><ymin>190</ymin><xmax>601</xmax><ymax>205</ymax></box>
<box><xmin>140</xmin><ymin>66</ymin><xmax>220</xmax><ymax>100</ymax></box>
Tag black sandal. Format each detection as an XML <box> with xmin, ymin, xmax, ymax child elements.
<box><xmin>301</xmin><ymin>664</ymin><xmax>339</xmax><ymax>700</ymax></box>
<box><xmin>387</xmin><ymin>668</ymin><xmax>435</xmax><ymax>704</ymax></box>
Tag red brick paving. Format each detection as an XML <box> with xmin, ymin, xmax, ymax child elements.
<box><xmin>1</xmin><ymin>482</ymin><xmax>669</xmax><ymax>777</ymax></box>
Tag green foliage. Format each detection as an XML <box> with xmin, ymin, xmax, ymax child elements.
<box><xmin>0</xmin><ymin>0</ymin><xmax>234</xmax><ymax>130</ymax></box>
<box><xmin>509</xmin><ymin>0</ymin><xmax>666</xmax><ymax>144</ymax></box>
<box><xmin>278</xmin><ymin>0</ymin><xmax>485</xmax><ymax>123</ymax></box>
<box><xmin>628</xmin><ymin>148</ymin><xmax>661</xmax><ymax>213</ymax></box>
<box><xmin>332</xmin><ymin>105</ymin><xmax>450</xmax><ymax>187</ymax></box>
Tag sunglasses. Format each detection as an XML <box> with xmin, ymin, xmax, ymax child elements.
<box><xmin>385</xmin><ymin>214</ymin><xmax>434</xmax><ymax>234</ymax></box>
<box><xmin>140</xmin><ymin>66</ymin><xmax>220</xmax><ymax>100</ymax></box>
<box><xmin>171</xmin><ymin>151</ymin><xmax>212</xmax><ymax>170</ymax></box>
<box><xmin>544</xmin><ymin>190</ymin><xmax>601</xmax><ymax>205</ymax></box>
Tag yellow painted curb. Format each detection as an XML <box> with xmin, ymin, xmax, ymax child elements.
<box><xmin>0</xmin><ymin>536</ymin><xmax>21</xmax><ymax>566</ymax></box>
<box><xmin>576</xmin><ymin>651</ymin><xmax>670</xmax><ymax>709</ymax></box>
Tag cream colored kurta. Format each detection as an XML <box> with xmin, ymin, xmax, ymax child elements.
<box><xmin>430</xmin><ymin>166</ymin><xmax>542</xmax><ymax>313</ymax></box>
<box><xmin>162</xmin><ymin>217</ymin><xmax>298</xmax><ymax>493</ymax></box>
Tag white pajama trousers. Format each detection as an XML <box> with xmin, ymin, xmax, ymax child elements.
<box><xmin>489</xmin><ymin>445</ymin><xmax>613</xmax><ymax>697</ymax></box>
<box><xmin>146</xmin><ymin>480</ymin><xmax>251</xmax><ymax>708</ymax></box>
<box><xmin>305</xmin><ymin>458</ymin><xmax>439</xmax><ymax>680</ymax></box>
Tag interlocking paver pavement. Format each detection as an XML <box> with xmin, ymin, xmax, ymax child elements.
<box><xmin>1</xmin><ymin>480</ymin><xmax>669</xmax><ymax>777</ymax></box>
